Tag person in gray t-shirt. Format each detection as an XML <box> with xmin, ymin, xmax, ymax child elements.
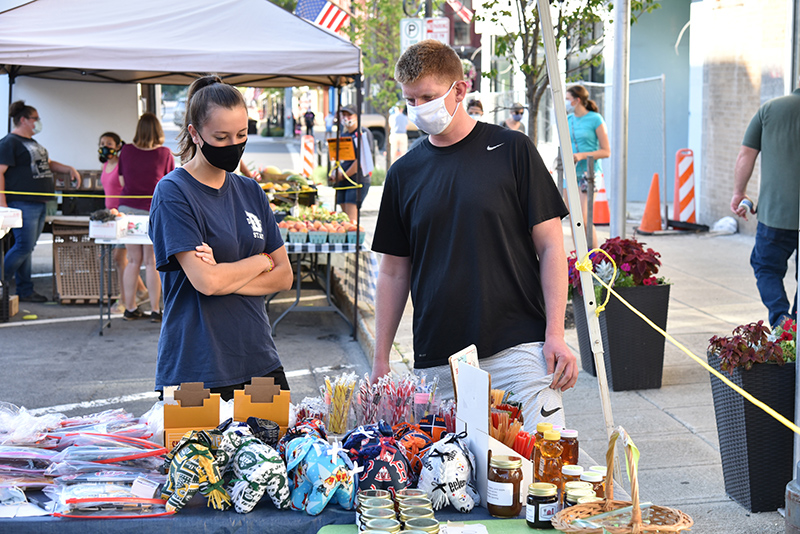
<box><xmin>731</xmin><ymin>81</ymin><xmax>800</xmax><ymax>328</ymax></box>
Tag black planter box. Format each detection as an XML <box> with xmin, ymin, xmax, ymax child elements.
<box><xmin>708</xmin><ymin>352</ymin><xmax>795</xmax><ymax>512</ymax></box>
<box><xmin>573</xmin><ymin>284</ymin><xmax>670</xmax><ymax>390</ymax></box>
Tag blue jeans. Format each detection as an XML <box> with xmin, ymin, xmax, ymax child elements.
<box><xmin>3</xmin><ymin>200</ymin><xmax>47</xmax><ymax>297</ymax></box>
<box><xmin>750</xmin><ymin>222</ymin><xmax>798</xmax><ymax>327</ymax></box>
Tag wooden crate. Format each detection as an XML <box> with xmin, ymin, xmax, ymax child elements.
<box><xmin>52</xmin><ymin>221</ymin><xmax>119</xmax><ymax>304</ymax></box>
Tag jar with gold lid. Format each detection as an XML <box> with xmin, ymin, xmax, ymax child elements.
<box><xmin>365</xmin><ymin>518</ymin><xmax>402</xmax><ymax>534</ymax></box>
<box><xmin>526</xmin><ymin>482</ymin><xmax>558</xmax><ymax>529</ymax></box>
<box><xmin>404</xmin><ymin>517</ymin><xmax>440</xmax><ymax>534</ymax></box>
<box><xmin>487</xmin><ymin>455</ymin><xmax>523</xmax><ymax>517</ymax></box>
<box><xmin>398</xmin><ymin>497</ymin><xmax>433</xmax><ymax>512</ymax></box>
<box><xmin>395</xmin><ymin>488</ymin><xmax>428</xmax><ymax>501</ymax></box>
<box><xmin>564</xmin><ymin>488</ymin><xmax>595</xmax><ymax>508</ymax></box>
<box><xmin>399</xmin><ymin>506</ymin><xmax>435</xmax><ymax>524</ymax></box>
<box><xmin>358</xmin><ymin>497</ymin><xmax>395</xmax><ymax>529</ymax></box>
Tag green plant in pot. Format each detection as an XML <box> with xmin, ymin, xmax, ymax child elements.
<box><xmin>706</xmin><ymin>318</ymin><xmax>796</xmax><ymax>513</ymax></box>
<box><xmin>569</xmin><ymin>237</ymin><xmax>670</xmax><ymax>390</ymax></box>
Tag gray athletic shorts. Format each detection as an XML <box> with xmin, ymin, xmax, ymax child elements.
<box><xmin>414</xmin><ymin>342</ymin><xmax>565</xmax><ymax>428</ymax></box>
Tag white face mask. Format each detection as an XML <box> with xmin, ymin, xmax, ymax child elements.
<box><xmin>469</xmin><ymin>113</ymin><xmax>482</xmax><ymax>121</ymax></box>
<box><xmin>32</xmin><ymin>119</ymin><xmax>43</xmax><ymax>135</ymax></box>
<box><xmin>407</xmin><ymin>82</ymin><xmax>457</xmax><ymax>136</ymax></box>
<box><xmin>566</xmin><ymin>100</ymin><xmax>575</xmax><ymax>113</ymax></box>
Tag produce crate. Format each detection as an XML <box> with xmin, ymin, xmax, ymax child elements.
<box><xmin>308</xmin><ymin>231</ymin><xmax>328</xmax><ymax>244</ymax></box>
<box><xmin>288</xmin><ymin>232</ymin><xmax>307</xmax><ymax>244</ymax></box>
<box><xmin>52</xmin><ymin>220</ymin><xmax>120</xmax><ymax>304</ymax></box>
<box><xmin>327</xmin><ymin>232</ymin><xmax>346</xmax><ymax>244</ymax></box>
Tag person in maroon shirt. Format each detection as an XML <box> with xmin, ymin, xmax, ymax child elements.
<box><xmin>117</xmin><ymin>112</ymin><xmax>175</xmax><ymax>321</ymax></box>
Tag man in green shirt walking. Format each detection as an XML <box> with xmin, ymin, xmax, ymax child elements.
<box><xmin>731</xmin><ymin>82</ymin><xmax>800</xmax><ymax>328</ymax></box>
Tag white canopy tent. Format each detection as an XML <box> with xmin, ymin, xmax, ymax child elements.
<box><xmin>0</xmin><ymin>0</ymin><xmax>361</xmax><ymax>88</ymax></box>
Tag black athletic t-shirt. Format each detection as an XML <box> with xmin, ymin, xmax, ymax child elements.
<box><xmin>0</xmin><ymin>133</ymin><xmax>54</xmax><ymax>203</ymax></box>
<box><xmin>372</xmin><ymin>122</ymin><xmax>569</xmax><ymax>368</ymax></box>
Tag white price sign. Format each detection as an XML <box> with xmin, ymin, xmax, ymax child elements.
<box><xmin>400</xmin><ymin>17</ymin><xmax>450</xmax><ymax>53</ymax></box>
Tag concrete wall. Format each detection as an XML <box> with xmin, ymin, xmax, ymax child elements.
<box><xmin>628</xmin><ymin>0</ymin><xmax>691</xmax><ymax>203</ymax></box>
<box><xmin>696</xmin><ymin>0</ymin><xmax>793</xmax><ymax>234</ymax></box>
<box><xmin>0</xmin><ymin>76</ymin><xmax>140</xmax><ymax>171</ymax></box>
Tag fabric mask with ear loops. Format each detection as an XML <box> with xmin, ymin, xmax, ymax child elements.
<box><xmin>196</xmin><ymin>130</ymin><xmax>246</xmax><ymax>173</ymax></box>
<box><xmin>407</xmin><ymin>81</ymin><xmax>458</xmax><ymax>136</ymax></box>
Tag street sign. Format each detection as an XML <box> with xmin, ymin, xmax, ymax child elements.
<box><xmin>400</xmin><ymin>17</ymin><xmax>450</xmax><ymax>53</ymax></box>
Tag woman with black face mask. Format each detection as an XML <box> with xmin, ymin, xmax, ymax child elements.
<box><xmin>98</xmin><ymin>131</ymin><xmax>146</xmax><ymax>313</ymax></box>
<box><xmin>148</xmin><ymin>75</ymin><xmax>293</xmax><ymax>401</ymax></box>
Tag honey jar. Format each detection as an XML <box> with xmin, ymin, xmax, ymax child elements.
<box><xmin>487</xmin><ymin>455</ymin><xmax>523</xmax><ymax>518</ymax></box>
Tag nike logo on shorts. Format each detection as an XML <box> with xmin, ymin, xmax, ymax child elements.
<box><xmin>486</xmin><ymin>143</ymin><xmax>504</xmax><ymax>151</ymax></box>
<box><xmin>541</xmin><ymin>406</ymin><xmax>562</xmax><ymax>418</ymax></box>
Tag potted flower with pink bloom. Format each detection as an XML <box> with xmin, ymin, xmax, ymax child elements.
<box><xmin>569</xmin><ymin>237</ymin><xmax>671</xmax><ymax>390</ymax></box>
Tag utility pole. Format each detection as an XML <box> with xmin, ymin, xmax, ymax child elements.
<box><xmin>425</xmin><ymin>0</ymin><xmax>432</xmax><ymax>17</ymax></box>
<box><xmin>610</xmin><ymin>0</ymin><xmax>630</xmax><ymax>238</ymax></box>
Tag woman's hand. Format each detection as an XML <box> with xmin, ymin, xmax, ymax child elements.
<box><xmin>195</xmin><ymin>242</ymin><xmax>217</xmax><ymax>265</ymax></box>
<box><xmin>573</xmin><ymin>152</ymin><xmax>586</xmax><ymax>163</ymax></box>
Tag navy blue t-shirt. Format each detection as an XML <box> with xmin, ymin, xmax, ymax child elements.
<box><xmin>149</xmin><ymin>168</ymin><xmax>284</xmax><ymax>390</ymax></box>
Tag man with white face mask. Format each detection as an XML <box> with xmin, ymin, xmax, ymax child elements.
<box><xmin>371</xmin><ymin>40</ymin><xmax>577</xmax><ymax>428</ymax></box>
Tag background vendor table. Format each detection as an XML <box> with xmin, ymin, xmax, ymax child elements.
<box><xmin>270</xmin><ymin>242</ymin><xmax>368</xmax><ymax>333</ymax></box>
<box><xmin>94</xmin><ymin>235</ymin><xmax>152</xmax><ymax>335</ymax></box>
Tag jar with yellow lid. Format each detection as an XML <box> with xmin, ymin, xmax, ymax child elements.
<box><xmin>563</xmin><ymin>481</ymin><xmax>593</xmax><ymax>493</ymax></box>
<box><xmin>404</xmin><ymin>517</ymin><xmax>440</xmax><ymax>533</ymax></box>
<box><xmin>525</xmin><ymin>482</ymin><xmax>558</xmax><ymax>529</ymax></box>
<box><xmin>362</xmin><ymin>507</ymin><xmax>398</xmax><ymax>528</ymax></box>
<box><xmin>561</xmin><ymin>464</ymin><xmax>583</xmax><ymax>484</ymax></box>
<box><xmin>365</xmin><ymin>518</ymin><xmax>402</xmax><ymax>534</ymax></box>
<box><xmin>395</xmin><ymin>488</ymin><xmax>428</xmax><ymax>501</ymax></box>
<box><xmin>358</xmin><ymin>497</ymin><xmax>395</xmax><ymax>529</ymax></box>
<box><xmin>399</xmin><ymin>506</ymin><xmax>435</xmax><ymax>524</ymax></box>
<box><xmin>398</xmin><ymin>497</ymin><xmax>433</xmax><ymax>512</ymax></box>
<box><xmin>577</xmin><ymin>495</ymin><xmax>604</xmax><ymax>505</ymax></box>
<box><xmin>487</xmin><ymin>455</ymin><xmax>523</xmax><ymax>517</ymax></box>
<box><xmin>359</xmin><ymin>489</ymin><xmax>392</xmax><ymax>503</ymax></box>
<box><xmin>564</xmin><ymin>488</ymin><xmax>595</xmax><ymax>508</ymax></box>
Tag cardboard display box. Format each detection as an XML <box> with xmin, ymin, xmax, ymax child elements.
<box><xmin>163</xmin><ymin>383</ymin><xmax>222</xmax><ymax>450</ymax></box>
<box><xmin>89</xmin><ymin>217</ymin><xmax>127</xmax><ymax>239</ymax></box>
<box><xmin>233</xmin><ymin>377</ymin><xmax>291</xmax><ymax>435</ymax></box>
<box><xmin>9</xmin><ymin>295</ymin><xmax>18</xmax><ymax>318</ymax></box>
<box><xmin>456</xmin><ymin>362</ymin><xmax>534</xmax><ymax>508</ymax></box>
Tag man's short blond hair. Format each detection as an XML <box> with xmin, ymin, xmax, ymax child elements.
<box><xmin>395</xmin><ymin>40</ymin><xmax>463</xmax><ymax>86</ymax></box>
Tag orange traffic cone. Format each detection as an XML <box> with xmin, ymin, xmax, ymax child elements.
<box><xmin>638</xmin><ymin>173</ymin><xmax>663</xmax><ymax>233</ymax></box>
<box><xmin>593</xmin><ymin>175</ymin><xmax>610</xmax><ymax>225</ymax></box>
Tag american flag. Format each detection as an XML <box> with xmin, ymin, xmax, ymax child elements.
<box><xmin>295</xmin><ymin>0</ymin><xmax>349</xmax><ymax>33</ymax></box>
<box><xmin>446</xmin><ymin>0</ymin><xmax>474</xmax><ymax>24</ymax></box>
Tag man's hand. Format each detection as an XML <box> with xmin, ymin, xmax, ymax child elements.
<box><xmin>543</xmin><ymin>337</ymin><xmax>578</xmax><ymax>391</ymax></box>
<box><xmin>69</xmin><ymin>167</ymin><xmax>81</xmax><ymax>185</ymax></box>
<box><xmin>731</xmin><ymin>195</ymin><xmax>754</xmax><ymax>220</ymax></box>
<box><xmin>370</xmin><ymin>358</ymin><xmax>391</xmax><ymax>384</ymax></box>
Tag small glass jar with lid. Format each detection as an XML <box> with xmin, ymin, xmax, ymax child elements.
<box><xmin>561</xmin><ymin>464</ymin><xmax>583</xmax><ymax>484</ymax></box>
<box><xmin>487</xmin><ymin>455</ymin><xmax>523</xmax><ymax>517</ymax></box>
<box><xmin>404</xmin><ymin>517</ymin><xmax>440</xmax><ymax>534</ymax></box>
<box><xmin>580</xmin><ymin>470</ymin><xmax>605</xmax><ymax>498</ymax></box>
<box><xmin>564</xmin><ymin>488</ymin><xmax>595</xmax><ymax>508</ymax></box>
<box><xmin>525</xmin><ymin>482</ymin><xmax>558</xmax><ymax>529</ymax></box>
<box><xmin>559</xmin><ymin>429</ymin><xmax>579</xmax><ymax>465</ymax></box>
<box><xmin>365</xmin><ymin>518</ymin><xmax>402</xmax><ymax>534</ymax></box>
<box><xmin>398</xmin><ymin>497</ymin><xmax>433</xmax><ymax>513</ymax></box>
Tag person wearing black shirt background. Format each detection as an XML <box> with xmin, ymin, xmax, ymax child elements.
<box><xmin>371</xmin><ymin>41</ymin><xmax>577</xmax><ymax>427</ymax></box>
<box><xmin>0</xmin><ymin>101</ymin><xmax>80</xmax><ymax>302</ymax></box>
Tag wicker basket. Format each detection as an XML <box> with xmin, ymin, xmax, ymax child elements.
<box><xmin>551</xmin><ymin>427</ymin><xmax>693</xmax><ymax>533</ymax></box>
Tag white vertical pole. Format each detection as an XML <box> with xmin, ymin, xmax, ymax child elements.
<box><xmin>534</xmin><ymin>0</ymin><xmax>617</xmax><ymax>447</ymax></box>
<box><xmin>610</xmin><ymin>0</ymin><xmax>630</xmax><ymax>239</ymax></box>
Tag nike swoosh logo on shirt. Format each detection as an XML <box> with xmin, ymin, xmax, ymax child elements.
<box><xmin>486</xmin><ymin>143</ymin><xmax>504</xmax><ymax>151</ymax></box>
<box><xmin>540</xmin><ymin>406</ymin><xmax>562</xmax><ymax>418</ymax></box>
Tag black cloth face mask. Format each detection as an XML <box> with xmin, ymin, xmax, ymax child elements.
<box><xmin>197</xmin><ymin>132</ymin><xmax>246</xmax><ymax>172</ymax></box>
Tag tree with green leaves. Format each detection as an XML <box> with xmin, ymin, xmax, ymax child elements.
<box><xmin>477</xmin><ymin>0</ymin><xmax>659</xmax><ymax>142</ymax></box>
<box><xmin>348</xmin><ymin>0</ymin><xmax>405</xmax><ymax>169</ymax></box>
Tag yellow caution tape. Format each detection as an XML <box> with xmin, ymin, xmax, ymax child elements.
<box><xmin>0</xmin><ymin>190</ymin><xmax>152</xmax><ymax>199</ymax></box>
<box><xmin>577</xmin><ymin>249</ymin><xmax>800</xmax><ymax>436</ymax></box>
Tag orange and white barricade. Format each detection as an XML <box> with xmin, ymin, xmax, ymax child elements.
<box><xmin>673</xmin><ymin>149</ymin><xmax>696</xmax><ymax>223</ymax></box>
<box><xmin>301</xmin><ymin>135</ymin><xmax>315</xmax><ymax>178</ymax></box>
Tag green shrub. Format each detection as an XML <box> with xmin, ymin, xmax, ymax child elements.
<box><xmin>261</xmin><ymin>127</ymin><xmax>284</xmax><ymax>137</ymax></box>
<box><xmin>371</xmin><ymin>169</ymin><xmax>387</xmax><ymax>186</ymax></box>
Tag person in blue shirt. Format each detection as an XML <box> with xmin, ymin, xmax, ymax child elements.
<box><xmin>149</xmin><ymin>75</ymin><xmax>293</xmax><ymax>400</ymax></box>
<box><xmin>566</xmin><ymin>85</ymin><xmax>610</xmax><ymax>248</ymax></box>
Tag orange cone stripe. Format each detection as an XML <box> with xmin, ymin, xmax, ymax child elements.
<box><xmin>301</xmin><ymin>135</ymin><xmax>315</xmax><ymax>178</ymax></box>
<box><xmin>674</xmin><ymin>149</ymin><xmax>696</xmax><ymax>223</ymax></box>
